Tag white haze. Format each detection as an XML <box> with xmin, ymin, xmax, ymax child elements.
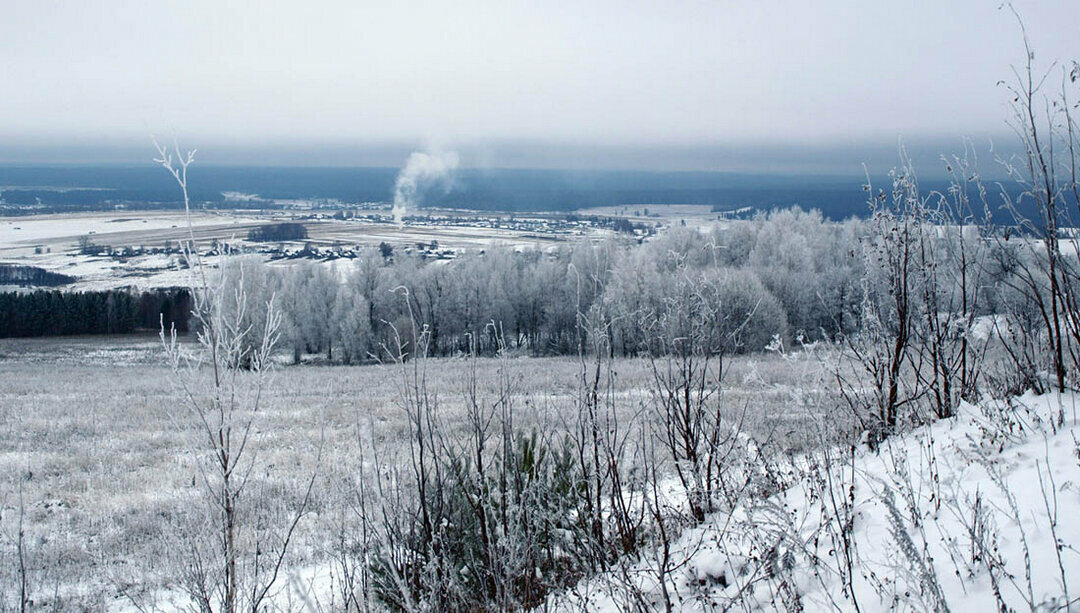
<box><xmin>392</xmin><ymin>151</ymin><xmax>459</xmax><ymax>223</ymax></box>
<box><xmin>1</xmin><ymin>0</ymin><xmax>1078</xmax><ymax>168</ymax></box>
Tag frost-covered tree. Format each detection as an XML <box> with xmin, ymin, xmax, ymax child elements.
<box><xmin>332</xmin><ymin>274</ymin><xmax>372</xmax><ymax>364</ymax></box>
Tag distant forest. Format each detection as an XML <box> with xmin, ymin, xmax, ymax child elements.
<box><xmin>0</xmin><ymin>165</ymin><xmax>1037</xmax><ymax>221</ymax></box>
<box><xmin>172</xmin><ymin>205</ymin><xmax>1036</xmax><ymax>365</ymax></box>
<box><xmin>0</xmin><ymin>288</ymin><xmax>191</xmax><ymax>337</ymax></box>
<box><xmin>0</xmin><ymin>265</ymin><xmax>75</xmax><ymax>287</ymax></box>
<box><xmin>247</xmin><ymin>222</ymin><xmax>308</xmax><ymax>242</ymax></box>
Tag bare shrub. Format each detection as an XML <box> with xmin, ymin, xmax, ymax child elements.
<box><xmin>838</xmin><ymin>162</ymin><xmax>927</xmax><ymax>444</ymax></box>
<box><xmin>148</xmin><ymin>142</ymin><xmax>319</xmax><ymax>613</ymax></box>
<box><xmin>993</xmin><ymin>9</ymin><xmax>1080</xmax><ymax>397</ymax></box>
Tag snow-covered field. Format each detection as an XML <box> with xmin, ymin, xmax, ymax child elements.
<box><xmin>5</xmin><ymin>333</ymin><xmax>1077</xmax><ymax>611</ymax></box>
<box><xmin>0</xmin><ymin>211</ymin><xmax>264</xmax><ymax>255</ymax></box>
<box><xmin>2</xmin><ymin>333</ymin><xmax>1078</xmax><ymax>611</ymax></box>
<box><xmin>0</xmin><ymin>339</ymin><xmax>824</xmax><ymax>610</ymax></box>
<box><xmin>0</xmin><ymin>209</ymin><xmax>589</xmax><ymax>291</ymax></box>
<box><xmin>578</xmin><ymin>203</ymin><xmax>722</xmax><ymax>227</ymax></box>
<box><xmin>0</xmin><ymin>211</ymin><xmax>264</xmax><ymax>290</ymax></box>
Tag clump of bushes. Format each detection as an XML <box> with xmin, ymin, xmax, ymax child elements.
<box><xmin>247</xmin><ymin>222</ymin><xmax>308</xmax><ymax>242</ymax></box>
<box><xmin>368</xmin><ymin>430</ymin><xmax>592</xmax><ymax>611</ymax></box>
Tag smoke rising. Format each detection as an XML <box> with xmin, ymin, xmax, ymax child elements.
<box><xmin>392</xmin><ymin>151</ymin><xmax>459</xmax><ymax>224</ymax></box>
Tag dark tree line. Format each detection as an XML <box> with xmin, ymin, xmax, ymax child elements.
<box><xmin>0</xmin><ymin>288</ymin><xmax>191</xmax><ymax>338</ymax></box>
<box><xmin>0</xmin><ymin>265</ymin><xmax>75</xmax><ymax>287</ymax></box>
<box><xmin>247</xmin><ymin>222</ymin><xmax>308</xmax><ymax>242</ymax></box>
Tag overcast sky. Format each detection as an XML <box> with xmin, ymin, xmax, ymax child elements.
<box><xmin>1</xmin><ymin>0</ymin><xmax>1077</xmax><ymax>171</ymax></box>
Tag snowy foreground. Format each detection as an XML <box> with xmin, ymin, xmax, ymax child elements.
<box><xmin>552</xmin><ymin>392</ymin><xmax>1080</xmax><ymax>612</ymax></box>
<box><xmin>116</xmin><ymin>391</ymin><xmax>1078</xmax><ymax>612</ymax></box>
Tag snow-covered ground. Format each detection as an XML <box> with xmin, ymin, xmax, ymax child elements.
<box><xmin>0</xmin><ymin>211</ymin><xmax>262</xmax><ymax>254</ymax></box>
<box><xmin>161</xmin><ymin>389</ymin><xmax>1077</xmax><ymax>612</ymax></box>
<box><xmin>0</xmin><ymin>209</ymin><xmax>590</xmax><ymax>290</ymax></box>
<box><xmin>5</xmin><ymin>332</ymin><xmax>1075</xmax><ymax>611</ymax></box>
<box><xmin>558</xmin><ymin>392</ymin><xmax>1080</xmax><ymax>612</ymax></box>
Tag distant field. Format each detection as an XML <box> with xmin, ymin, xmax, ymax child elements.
<box><xmin>577</xmin><ymin>203</ymin><xmax>725</xmax><ymax>226</ymax></box>
<box><xmin>0</xmin><ymin>209</ymin><xmax>598</xmax><ymax>290</ymax></box>
<box><xmin>0</xmin><ymin>210</ymin><xmax>578</xmax><ymax>256</ymax></box>
<box><xmin>0</xmin><ymin>335</ymin><xmax>835</xmax><ymax>610</ymax></box>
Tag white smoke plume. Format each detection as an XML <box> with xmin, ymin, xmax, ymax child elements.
<box><xmin>392</xmin><ymin>151</ymin><xmax>459</xmax><ymax>224</ymax></box>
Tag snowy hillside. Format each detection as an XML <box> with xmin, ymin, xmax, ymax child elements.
<box><xmin>560</xmin><ymin>392</ymin><xmax>1080</xmax><ymax>612</ymax></box>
